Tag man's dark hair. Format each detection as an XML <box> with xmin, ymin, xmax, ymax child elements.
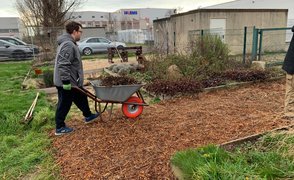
<box><xmin>65</xmin><ymin>21</ymin><xmax>82</xmax><ymax>34</ymax></box>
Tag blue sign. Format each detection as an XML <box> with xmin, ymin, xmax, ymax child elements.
<box><xmin>124</xmin><ymin>11</ymin><xmax>138</xmax><ymax>15</ymax></box>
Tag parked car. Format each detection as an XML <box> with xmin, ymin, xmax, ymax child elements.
<box><xmin>77</xmin><ymin>37</ymin><xmax>126</xmax><ymax>55</ymax></box>
<box><xmin>0</xmin><ymin>40</ymin><xmax>33</xmax><ymax>60</ymax></box>
<box><xmin>0</xmin><ymin>36</ymin><xmax>39</xmax><ymax>54</ymax></box>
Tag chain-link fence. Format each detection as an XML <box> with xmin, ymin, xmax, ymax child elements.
<box><xmin>189</xmin><ymin>28</ymin><xmax>248</xmax><ymax>61</ymax></box>
<box><xmin>0</xmin><ymin>25</ymin><xmax>154</xmax><ymax>62</ymax></box>
<box><xmin>189</xmin><ymin>28</ymin><xmax>254</xmax><ymax>63</ymax></box>
<box><xmin>253</xmin><ymin>27</ymin><xmax>292</xmax><ymax>64</ymax></box>
<box><xmin>1</xmin><ymin>25</ymin><xmax>293</xmax><ymax>65</ymax></box>
<box><xmin>0</xmin><ymin>26</ymin><xmax>64</xmax><ymax>62</ymax></box>
<box><xmin>188</xmin><ymin>26</ymin><xmax>293</xmax><ymax>64</ymax></box>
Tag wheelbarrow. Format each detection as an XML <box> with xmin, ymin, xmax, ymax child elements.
<box><xmin>73</xmin><ymin>80</ymin><xmax>148</xmax><ymax>121</ymax></box>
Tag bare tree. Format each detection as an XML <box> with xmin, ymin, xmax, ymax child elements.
<box><xmin>16</xmin><ymin>0</ymin><xmax>84</xmax><ymax>59</ymax></box>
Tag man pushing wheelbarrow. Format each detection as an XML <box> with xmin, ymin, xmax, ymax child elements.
<box><xmin>53</xmin><ymin>21</ymin><xmax>147</xmax><ymax>136</ymax></box>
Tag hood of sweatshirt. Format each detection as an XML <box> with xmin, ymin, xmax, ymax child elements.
<box><xmin>57</xmin><ymin>33</ymin><xmax>75</xmax><ymax>45</ymax></box>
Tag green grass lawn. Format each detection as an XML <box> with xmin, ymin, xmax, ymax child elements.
<box><xmin>171</xmin><ymin>131</ymin><xmax>294</xmax><ymax>179</ymax></box>
<box><xmin>0</xmin><ymin>61</ymin><xmax>59</xmax><ymax>179</ymax></box>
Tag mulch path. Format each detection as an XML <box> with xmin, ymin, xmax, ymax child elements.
<box><xmin>51</xmin><ymin>79</ymin><xmax>292</xmax><ymax>179</ymax></box>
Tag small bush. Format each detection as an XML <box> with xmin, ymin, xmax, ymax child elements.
<box><xmin>145</xmin><ymin>69</ymin><xmax>271</xmax><ymax>96</ymax></box>
<box><xmin>201</xmin><ymin>77</ymin><xmax>226</xmax><ymax>88</ymax></box>
<box><xmin>43</xmin><ymin>69</ymin><xmax>54</xmax><ymax>87</ymax></box>
<box><xmin>129</xmin><ymin>71</ymin><xmax>153</xmax><ymax>83</ymax></box>
<box><xmin>145</xmin><ymin>35</ymin><xmax>232</xmax><ymax>80</ymax></box>
<box><xmin>145</xmin><ymin>78</ymin><xmax>202</xmax><ymax>96</ymax></box>
<box><xmin>222</xmin><ymin>70</ymin><xmax>270</xmax><ymax>82</ymax></box>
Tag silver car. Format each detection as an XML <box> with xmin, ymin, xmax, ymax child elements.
<box><xmin>0</xmin><ymin>36</ymin><xmax>39</xmax><ymax>54</ymax></box>
<box><xmin>0</xmin><ymin>40</ymin><xmax>33</xmax><ymax>60</ymax></box>
<box><xmin>77</xmin><ymin>37</ymin><xmax>126</xmax><ymax>55</ymax></box>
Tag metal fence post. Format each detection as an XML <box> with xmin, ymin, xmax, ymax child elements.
<box><xmin>258</xmin><ymin>29</ymin><xmax>263</xmax><ymax>61</ymax></box>
<box><xmin>251</xmin><ymin>26</ymin><xmax>258</xmax><ymax>63</ymax></box>
<box><xmin>243</xmin><ymin>26</ymin><xmax>247</xmax><ymax>64</ymax></box>
<box><xmin>166</xmin><ymin>31</ymin><xmax>169</xmax><ymax>55</ymax></box>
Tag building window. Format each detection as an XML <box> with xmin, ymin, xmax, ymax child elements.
<box><xmin>133</xmin><ymin>19</ymin><xmax>139</xmax><ymax>29</ymax></box>
<box><xmin>127</xmin><ymin>21</ymin><xmax>132</xmax><ymax>29</ymax></box>
<box><xmin>121</xmin><ymin>22</ymin><xmax>126</xmax><ymax>30</ymax></box>
<box><xmin>95</xmin><ymin>21</ymin><xmax>101</xmax><ymax>27</ymax></box>
<box><xmin>102</xmin><ymin>21</ymin><xmax>107</xmax><ymax>27</ymax></box>
<box><xmin>92</xmin><ymin>16</ymin><xmax>95</xmax><ymax>18</ymax></box>
<box><xmin>0</xmin><ymin>29</ymin><xmax>19</xmax><ymax>33</ymax></box>
<box><xmin>100</xmin><ymin>16</ymin><xmax>103</xmax><ymax>18</ymax></box>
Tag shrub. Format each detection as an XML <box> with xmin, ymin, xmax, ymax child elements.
<box><xmin>145</xmin><ymin>35</ymin><xmax>232</xmax><ymax>80</ymax></box>
<box><xmin>201</xmin><ymin>77</ymin><xmax>226</xmax><ymax>88</ymax></box>
<box><xmin>145</xmin><ymin>78</ymin><xmax>203</xmax><ymax>96</ymax></box>
<box><xmin>222</xmin><ymin>70</ymin><xmax>270</xmax><ymax>82</ymax></box>
<box><xmin>43</xmin><ymin>69</ymin><xmax>54</xmax><ymax>87</ymax></box>
<box><xmin>187</xmin><ymin>35</ymin><xmax>231</xmax><ymax>78</ymax></box>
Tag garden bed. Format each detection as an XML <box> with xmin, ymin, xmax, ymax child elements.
<box><xmin>171</xmin><ymin>124</ymin><xmax>294</xmax><ymax>179</ymax></box>
<box><xmin>51</xmin><ymin>79</ymin><xmax>291</xmax><ymax>179</ymax></box>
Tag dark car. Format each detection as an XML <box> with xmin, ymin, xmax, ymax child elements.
<box><xmin>0</xmin><ymin>40</ymin><xmax>33</xmax><ymax>60</ymax></box>
<box><xmin>0</xmin><ymin>36</ymin><xmax>39</xmax><ymax>54</ymax></box>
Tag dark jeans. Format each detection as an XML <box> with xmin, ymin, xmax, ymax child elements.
<box><xmin>55</xmin><ymin>87</ymin><xmax>92</xmax><ymax>129</ymax></box>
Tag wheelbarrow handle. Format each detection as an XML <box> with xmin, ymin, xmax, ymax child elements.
<box><xmin>72</xmin><ymin>86</ymin><xmax>98</xmax><ymax>102</ymax></box>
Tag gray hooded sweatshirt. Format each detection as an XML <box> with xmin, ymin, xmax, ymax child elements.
<box><xmin>53</xmin><ymin>33</ymin><xmax>84</xmax><ymax>87</ymax></box>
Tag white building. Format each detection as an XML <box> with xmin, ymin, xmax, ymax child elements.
<box><xmin>69</xmin><ymin>11</ymin><xmax>110</xmax><ymax>28</ymax></box>
<box><xmin>0</xmin><ymin>17</ymin><xmax>24</xmax><ymax>38</ymax></box>
<box><xmin>69</xmin><ymin>8</ymin><xmax>174</xmax><ymax>43</ymax></box>
<box><xmin>70</xmin><ymin>8</ymin><xmax>174</xmax><ymax>31</ymax></box>
<box><xmin>204</xmin><ymin>0</ymin><xmax>294</xmax><ymax>27</ymax></box>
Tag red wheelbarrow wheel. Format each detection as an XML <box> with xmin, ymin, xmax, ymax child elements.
<box><xmin>122</xmin><ymin>96</ymin><xmax>143</xmax><ymax>118</ymax></box>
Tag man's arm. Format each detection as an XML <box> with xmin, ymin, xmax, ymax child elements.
<box><xmin>57</xmin><ymin>42</ymin><xmax>74</xmax><ymax>89</ymax></box>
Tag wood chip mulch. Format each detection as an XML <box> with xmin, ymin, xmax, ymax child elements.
<box><xmin>51</xmin><ymin>79</ymin><xmax>292</xmax><ymax>179</ymax></box>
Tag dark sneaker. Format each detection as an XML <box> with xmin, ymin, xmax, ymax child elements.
<box><xmin>55</xmin><ymin>126</ymin><xmax>74</xmax><ymax>136</ymax></box>
<box><xmin>85</xmin><ymin>113</ymin><xmax>100</xmax><ymax>124</ymax></box>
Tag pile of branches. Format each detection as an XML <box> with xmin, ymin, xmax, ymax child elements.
<box><xmin>99</xmin><ymin>76</ymin><xmax>140</xmax><ymax>86</ymax></box>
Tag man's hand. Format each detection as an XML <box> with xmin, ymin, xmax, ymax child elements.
<box><xmin>63</xmin><ymin>84</ymin><xmax>71</xmax><ymax>90</ymax></box>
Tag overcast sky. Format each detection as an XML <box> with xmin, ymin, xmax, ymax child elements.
<box><xmin>0</xmin><ymin>0</ymin><xmax>234</xmax><ymax>17</ymax></box>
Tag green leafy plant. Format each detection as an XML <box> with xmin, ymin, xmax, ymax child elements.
<box><xmin>171</xmin><ymin>132</ymin><xmax>294</xmax><ymax>179</ymax></box>
<box><xmin>144</xmin><ymin>34</ymin><xmax>242</xmax><ymax>81</ymax></box>
<box><xmin>43</xmin><ymin>69</ymin><xmax>54</xmax><ymax>87</ymax></box>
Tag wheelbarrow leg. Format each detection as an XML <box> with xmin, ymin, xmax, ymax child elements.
<box><xmin>97</xmin><ymin>102</ymin><xmax>103</xmax><ymax>121</ymax></box>
<box><xmin>107</xmin><ymin>103</ymin><xmax>114</xmax><ymax>121</ymax></box>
